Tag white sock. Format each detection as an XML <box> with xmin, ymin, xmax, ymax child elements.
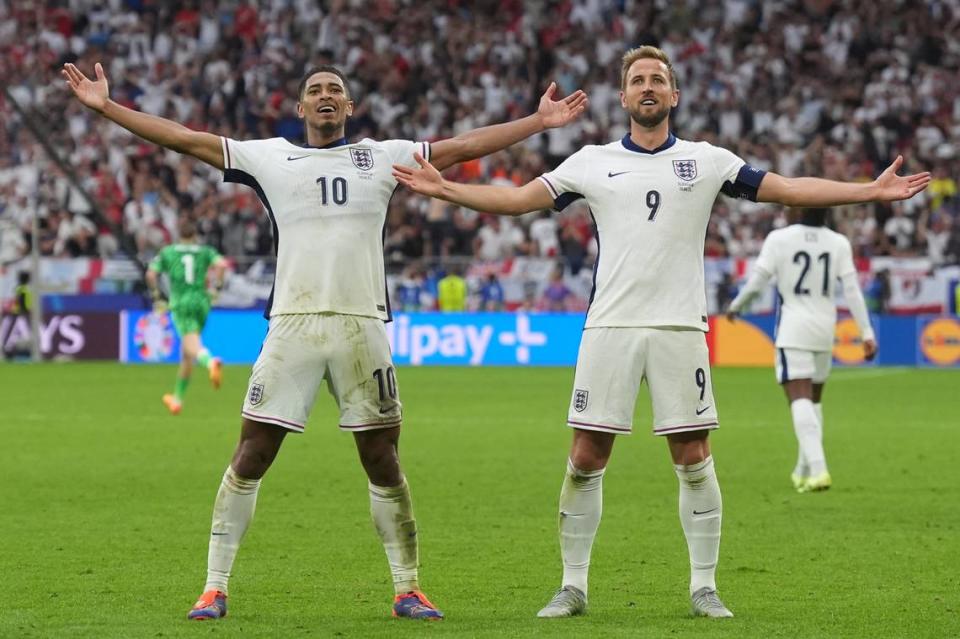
<box><xmin>793</xmin><ymin>446</ymin><xmax>808</xmax><ymax>478</ymax></box>
<box><xmin>559</xmin><ymin>459</ymin><xmax>605</xmax><ymax>597</ymax></box>
<box><xmin>813</xmin><ymin>403</ymin><xmax>824</xmax><ymax>468</ymax></box>
<box><xmin>675</xmin><ymin>456</ymin><xmax>722</xmax><ymax>594</ymax></box>
<box><xmin>792</xmin><ymin>399</ymin><xmax>827</xmax><ymax>476</ymax></box>
<box><xmin>369</xmin><ymin>478</ymin><xmax>419</xmax><ymax>594</ymax></box>
<box><xmin>204</xmin><ymin>466</ymin><xmax>261</xmax><ymax>594</ymax></box>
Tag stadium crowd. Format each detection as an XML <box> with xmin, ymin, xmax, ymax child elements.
<box><xmin>1</xmin><ymin>0</ymin><xmax>959</xmax><ymax>291</ymax></box>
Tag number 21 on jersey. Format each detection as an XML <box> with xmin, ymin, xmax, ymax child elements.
<box><xmin>793</xmin><ymin>250</ymin><xmax>831</xmax><ymax>296</ymax></box>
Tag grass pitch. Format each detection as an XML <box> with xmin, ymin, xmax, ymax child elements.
<box><xmin>1</xmin><ymin>363</ymin><xmax>957</xmax><ymax>638</ymax></box>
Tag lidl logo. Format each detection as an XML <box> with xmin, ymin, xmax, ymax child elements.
<box><xmin>833</xmin><ymin>317</ymin><xmax>867</xmax><ymax>364</ymax></box>
<box><xmin>919</xmin><ymin>318</ymin><xmax>960</xmax><ymax>366</ymax></box>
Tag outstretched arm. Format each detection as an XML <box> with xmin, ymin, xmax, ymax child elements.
<box><xmin>429</xmin><ymin>82</ymin><xmax>588</xmax><ymax>171</ymax></box>
<box><xmin>726</xmin><ymin>268</ymin><xmax>773</xmax><ymax>320</ymax></box>
<box><xmin>757</xmin><ymin>156</ymin><xmax>930</xmax><ymax>207</ymax></box>
<box><xmin>393</xmin><ymin>153</ymin><xmax>554</xmax><ymax>216</ymax></box>
<box><xmin>62</xmin><ymin>62</ymin><xmax>224</xmax><ymax>170</ymax></box>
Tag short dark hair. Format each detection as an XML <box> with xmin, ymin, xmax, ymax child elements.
<box><xmin>298</xmin><ymin>65</ymin><xmax>351</xmax><ymax>100</ymax></box>
<box><xmin>179</xmin><ymin>217</ymin><xmax>198</xmax><ymax>239</ymax></box>
<box><xmin>801</xmin><ymin>208</ymin><xmax>829</xmax><ymax>227</ymax></box>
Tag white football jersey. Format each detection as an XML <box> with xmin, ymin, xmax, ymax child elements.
<box><xmin>753</xmin><ymin>224</ymin><xmax>858</xmax><ymax>350</ymax></box>
<box><xmin>539</xmin><ymin>134</ymin><xmax>766</xmax><ymax>331</ymax></box>
<box><xmin>221</xmin><ymin>136</ymin><xmax>430</xmax><ymax>319</ymax></box>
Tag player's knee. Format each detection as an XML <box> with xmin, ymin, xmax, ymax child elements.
<box><xmin>232</xmin><ymin>441</ymin><xmax>278</xmax><ymax>479</ymax></box>
<box><xmin>358</xmin><ymin>440</ymin><xmax>401</xmax><ymax>485</ymax></box>
<box><xmin>668</xmin><ymin>432</ymin><xmax>710</xmax><ymax>465</ymax></box>
<box><xmin>569</xmin><ymin>448</ymin><xmax>609</xmax><ymax>472</ymax></box>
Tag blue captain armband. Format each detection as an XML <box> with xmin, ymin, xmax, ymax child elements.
<box><xmin>720</xmin><ymin>165</ymin><xmax>767</xmax><ymax>201</ymax></box>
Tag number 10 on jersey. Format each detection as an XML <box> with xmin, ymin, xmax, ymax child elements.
<box><xmin>316</xmin><ymin>176</ymin><xmax>348</xmax><ymax>205</ymax></box>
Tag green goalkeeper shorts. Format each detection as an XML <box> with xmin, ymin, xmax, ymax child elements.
<box><xmin>171</xmin><ymin>304</ymin><xmax>209</xmax><ymax>336</ymax></box>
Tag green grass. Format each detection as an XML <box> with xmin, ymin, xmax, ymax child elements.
<box><xmin>1</xmin><ymin>363</ymin><xmax>958</xmax><ymax>638</ymax></box>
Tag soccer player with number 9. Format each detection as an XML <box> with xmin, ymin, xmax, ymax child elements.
<box><xmin>393</xmin><ymin>45</ymin><xmax>930</xmax><ymax>620</ymax></box>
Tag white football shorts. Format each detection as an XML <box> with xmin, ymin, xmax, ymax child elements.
<box><xmin>775</xmin><ymin>348</ymin><xmax>832</xmax><ymax>384</ymax></box>
<box><xmin>242</xmin><ymin>313</ymin><xmax>402</xmax><ymax>433</ymax></box>
<box><xmin>567</xmin><ymin>327</ymin><xmax>719</xmax><ymax>436</ymax></box>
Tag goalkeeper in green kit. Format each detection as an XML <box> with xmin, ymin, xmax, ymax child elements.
<box><xmin>147</xmin><ymin>218</ymin><xmax>228</xmax><ymax>415</ymax></box>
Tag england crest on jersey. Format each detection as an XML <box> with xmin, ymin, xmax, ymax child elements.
<box><xmin>249</xmin><ymin>383</ymin><xmax>264</xmax><ymax>405</ymax></box>
<box><xmin>673</xmin><ymin>159</ymin><xmax>697</xmax><ymax>181</ymax></box>
<box><xmin>351</xmin><ymin>148</ymin><xmax>374</xmax><ymax>171</ymax></box>
<box><xmin>574</xmin><ymin>389</ymin><xmax>589</xmax><ymax>412</ymax></box>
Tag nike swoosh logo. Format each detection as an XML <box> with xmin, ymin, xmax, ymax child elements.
<box><xmin>695</xmin><ymin>406</ymin><xmax>711</xmax><ymax>415</ymax></box>
<box><xmin>693</xmin><ymin>508</ymin><xmax>719</xmax><ymax>515</ymax></box>
<box><xmin>560</xmin><ymin>511</ymin><xmax>586</xmax><ymax>518</ymax></box>
<box><xmin>287</xmin><ymin>155</ymin><xmax>310</xmax><ymax>161</ymax></box>
<box><xmin>607</xmin><ymin>171</ymin><xmax>634</xmax><ymax>178</ymax></box>
<box><xmin>211</xmin><ymin>532</ymin><xmax>229</xmax><ymax>536</ymax></box>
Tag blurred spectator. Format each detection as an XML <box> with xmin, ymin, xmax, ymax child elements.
<box><xmin>474</xmin><ymin>216</ymin><xmax>525</xmax><ymax>261</ymax></box>
<box><xmin>538</xmin><ymin>263</ymin><xmax>582</xmax><ymax>312</ymax></box>
<box><xmin>437</xmin><ymin>266</ymin><xmax>467</xmax><ymax>312</ymax></box>
<box><xmin>866</xmin><ymin>268</ymin><xmax>892</xmax><ymax>313</ymax></box>
<box><xmin>479</xmin><ymin>273</ymin><xmax>505</xmax><ymax>311</ymax></box>
<box><xmin>2</xmin><ymin>271</ymin><xmax>32</xmax><ymax>359</ymax></box>
<box><xmin>395</xmin><ymin>264</ymin><xmax>426</xmax><ymax>312</ymax></box>
<box><xmin>1</xmin><ymin>0</ymin><xmax>958</xmax><ymax>302</ymax></box>
<box><xmin>529</xmin><ymin>211</ymin><xmax>560</xmax><ymax>257</ymax></box>
<box><xmin>882</xmin><ymin>205</ymin><xmax>916</xmax><ymax>255</ymax></box>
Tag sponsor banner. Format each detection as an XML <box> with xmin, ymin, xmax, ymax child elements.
<box><xmin>917</xmin><ymin>316</ymin><xmax>960</xmax><ymax>367</ymax></box>
<box><xmin>121</xmin><ymin>310</ymin><xmax>268</xmax><ymax>363</ymax></box>
<box><xmin>115</xmin><ymin>310</ymin><xmax>960</xmax><ymax>368</ymax></box>
<box><xmin>386</xmin><ymin>312</ymin><xmax>584</xmax><ymax>366</ymax></box>
<box><xmin>0</xmin><ymin>312</ymin><xmax>119</xmax><ymax>360</ymax></box>
<box><xmin>713</xmin><ymin>314</ymin><xmax>960</xmax><ymax>368</ymax></box>
<box><xmin>121</xmin><ymin>310</ymin><xmax>585</xmax><ymax>366</ymax></box>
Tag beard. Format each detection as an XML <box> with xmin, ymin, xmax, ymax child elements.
<box><xmin>628</xmin><ymin>102</ymin><xmax>671</xmax><ymax>129</ymax></box>
<box><xmin>313</xmin><ymin>117</ymin><xmax>344</xmax><ymax>136</ymax></box>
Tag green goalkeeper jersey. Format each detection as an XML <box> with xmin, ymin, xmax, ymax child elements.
<box><xmin>149</xmin><ymin>243</ymin><xmax>222</xmax><ymax>309</ymax></box>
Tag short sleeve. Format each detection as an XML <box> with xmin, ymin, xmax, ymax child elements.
<box><xmin>753</xmin><ymin>234</ymin><xmax>778</xmax><ymax>276</ymax></box>
<box><xmin>149</xmin><ymin>248</ymin><xmax>167</xmax><ymax>272</ymax></box>
<box><xmin>379</xmin><ymin>139</ymin><xmax>432</xmax><ymax>169</ymax></box>
<box><xmin>709</xmin><ymin>145</ymin><xmax>766</xmax><ymax>202</ymax></box>
<box><xmin>221</xmin><ymin>137</ymin><xmax>271</xmax><ymax>175</ymax></box>
<box><xmin>836</xmin><ymin>236</ymin><xmax>857</xmax><ymax>278</ymax></box>
<box><xmin>538</xmin><ymin>149</ymin><xmax>589</xmax><ymax>211</ymax></box>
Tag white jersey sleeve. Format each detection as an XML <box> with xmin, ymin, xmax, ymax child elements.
<box><xmin>538</xmin><ymin>149</ymin><xmax>590</xmax><ymax>210</ymax></box>
<box><xmin>752</xmin><ymin>231</ymin><xmax>779</xmax><ymax>277</ymax></box>
<box><xmin>835</xmin><ymin>237</ymin><xmax>857</xmax><ymax>279</ymax></box>
<box><xmin>379</xmin><ymin>139</ymin><xmax>432</xmax><ymax>169</ymax></box>
<box><xmin>709</xmin><ymin>145</ymin><xmax>767</xmax><ymax>201</ymax></box>
<box><xmin>221</xmin><ymin>137</ymin><xmax>270</xmax><ymax>174</ymax></box>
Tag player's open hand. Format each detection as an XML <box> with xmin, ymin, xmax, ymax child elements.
<box><xmin>537</xmin><ymin>82</ymin><xmax>589</xmax><ymax>129</ymax></box>
<box><xmin>62</xmin><ymin>62</ymin><xmax>110</xmax><ymax>112</ymax></box>
<box><xmin>872</xmin><ymin>155</ymin><xmax>931</xmax><ymax>202</ymax></box>
<box><xmin>392</xmin><ymin>153</ymin><xmax>445</xmax><ymax>198</ymax></box>
<box><xmin>863</xmin><ymin>338</ymin><xmax>878</xmax><ymax>361</ymax></box>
